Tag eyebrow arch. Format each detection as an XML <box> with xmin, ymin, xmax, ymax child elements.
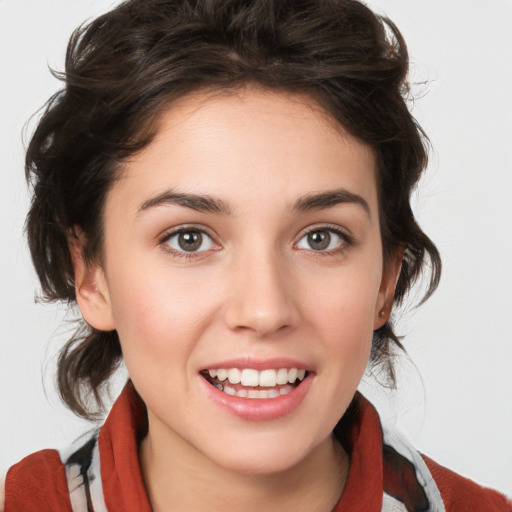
<box><xmin>138</xmin><ymin>191</ymin><xmax>233</xmax><ymax>216</ymax></box>
<box><xmin>294</xmin><ymin>188</ymin><xmax>371</xmax><ymax>217</ymax></box>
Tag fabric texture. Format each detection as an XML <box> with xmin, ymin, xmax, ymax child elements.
<box><xmin>5</xmin><ymin>382</ymin><xmax>511</xmax><ymax>512</ymax></box>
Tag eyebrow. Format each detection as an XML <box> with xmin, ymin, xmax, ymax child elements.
<box><xmin>138</xmin><ymin>187</ymin><xmax>370</xmax><ymax>218</ymax></box>
<box><xmin>138</xmin><ymin>191</ymin><xmax>233</xmax><ymax>216</ymax></box>
<box><xmin>293</xmin><ymin>188</ymin><xmax>371</xmax><ymax>217</ymax></box>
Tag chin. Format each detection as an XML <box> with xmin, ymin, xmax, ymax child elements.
<box><xmin>201</xmin><ymin>430</ymin><xmax>326</xmax><ymax>477</ymax></box>
<box><xmin>217</xmin><ymin>451</ymin><xmax>305</xmax><ymax>476</ymax></box>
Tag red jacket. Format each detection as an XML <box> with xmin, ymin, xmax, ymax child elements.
<box><xmin>5</xmin><ymin>383</ymin><xmax>511</xmax><ymax>511</ymax></box>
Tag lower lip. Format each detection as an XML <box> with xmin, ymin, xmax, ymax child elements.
<box><xmin>199</xmin><ymin>374</ymin><xmax>313</xmax><ymax>421</ymax></box>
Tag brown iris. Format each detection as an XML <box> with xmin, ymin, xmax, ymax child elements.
<box><xmin>178</xmin><ymin>231</ymin><xmax>203</xmax><ymax>251</ymax></box>
<box><xmin>307</xmin><ymin>230</ymin><xmax>331</xmax><ymax>250</ymax></box>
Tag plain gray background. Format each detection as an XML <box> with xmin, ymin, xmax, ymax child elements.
<box><xmin>1</xmin><ymin>0</ymin><xmax>511</xmax><ymax>494</ymax></box>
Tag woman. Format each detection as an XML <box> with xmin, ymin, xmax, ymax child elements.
<box><xmin>2</xmin><ymin>0</ymin><xmax>510</xmax><ymax>510</ymax></box>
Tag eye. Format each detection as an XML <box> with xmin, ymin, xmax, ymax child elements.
<box><xmin>296</xmin><ymin>228</ymin><xmax>347</xmax><ymax>252</ymax></box>
<box><xmin>163</xmin><ymin>229</ymin><xmax>216</xmax><ymax>253</ymax></box>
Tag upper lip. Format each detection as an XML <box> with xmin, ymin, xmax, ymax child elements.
<box><xmin>199</xmin><ymin>357</ymin><xmax>313</xmax><ymax>372</ymax></box>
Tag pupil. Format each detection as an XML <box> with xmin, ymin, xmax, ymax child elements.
<box><xmin>178</xmin><ymin>231</ymin><xmax>202</xmax><ymax>251</ymax></box>
<box><xmin>308</xmin><ymin>231</ymin><xmax>330</xmax><ymax>250</ymax></box>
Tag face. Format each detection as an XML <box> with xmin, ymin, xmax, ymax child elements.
<box><xmin>77</xmin><ymin>87</ymin><xmax>398</xmax><ymax>475</ymax></box>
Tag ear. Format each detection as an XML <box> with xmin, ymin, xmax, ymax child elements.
<box><xmin>373</xmin><ymin>247</ymin><xmax>404</xmax><ymax>329</ymax></box>
<box><xmin>68</xmin><ymin>228</ymin><xmax>116</xmax><ymax>331</ymax></box>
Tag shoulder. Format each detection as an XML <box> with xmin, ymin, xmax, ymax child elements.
<box><xmin>3</xmin><ymin>449</ymin><xmax>72</xmax><ymax>512</ymax></box>
<box><xmin>423</xmin><ymin>455</ymin><xmax>511</xmax><ymax>512</ymax></box>
<box><xmin>369</xmin><ymin>394</ymin><xmax>511</xmax><ymax>512</ymax></box>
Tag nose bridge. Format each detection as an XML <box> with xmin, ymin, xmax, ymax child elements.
<box><xmin>224</xmin><ymin>241</ymin><xmax>299</xmax><ymax>337</ymax></box>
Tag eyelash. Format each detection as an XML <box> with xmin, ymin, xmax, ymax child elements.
<box><xmin>158</xmin><ymin>226</ymin><xmax>219</xmax><ymax>260</ymax></box>
<box><xmin>158</xmin><ymin>224</ymin><xmax>353</xmax><ymax>259</ymax></box>
<box><xmin>295</xmin><ymin>225</ymin><xmax>353</xmax><ymax>256</ymax></box>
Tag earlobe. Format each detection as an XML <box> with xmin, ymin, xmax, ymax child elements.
<box><xmin>374</xmin><ymin>248</ymin><xmax>404</xmax><ymax>329</ymax></box>
<box><xmin>68</xmin><ymin>229</ymin><xmax>116</xmax><ymax>331</ymax></box>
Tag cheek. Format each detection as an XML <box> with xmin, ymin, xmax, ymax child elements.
<box><xmin>304</xmin><ymin>266</ymin><xmax>380</xmax><ymax>329</ymax></box>
<box><xmin>106</xmin><ymin>262</ymin><xmax>218</xmax><ymax>361</ymax></box>
<box><xmin>301</xmin><ymin>263</ymin><xmax>381</xmax><ymax>363</ymax></box>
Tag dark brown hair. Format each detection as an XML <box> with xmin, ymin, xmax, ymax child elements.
<box><xmin>25</xmin><ymin>0</ymin><xmax>441</xmax><ymax>418</ymax></box>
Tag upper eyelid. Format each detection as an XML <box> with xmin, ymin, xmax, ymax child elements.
<box><xmin>296</xmin><ymin>223</ymin><xmax>351</xmax><ymax>240</ymax></box>
<box><xmin>158</xmin><ymin>224</ymin><xmax>218</xmax><ymax>242</ymax></box>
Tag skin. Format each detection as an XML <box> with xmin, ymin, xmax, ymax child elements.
<box><xmin>74</xmin><ymin>87</ymin><xmax>401</xmax><ymax>511</ymax></box>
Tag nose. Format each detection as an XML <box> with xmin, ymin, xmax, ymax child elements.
<box><xmin>223</xmin><ymin>250</ymin><xmax>300</xmax><ymax>338</ymax></box>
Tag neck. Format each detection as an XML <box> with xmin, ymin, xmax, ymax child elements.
<box><xmin>139</xmin><ymin>424</ymin><xmax>349</xmax><ymax>512</ymax></box>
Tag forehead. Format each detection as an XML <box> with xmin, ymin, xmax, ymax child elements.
<box><xmin>112</xmin><ymin>87</ymin><xmax>378</xmax><ymax>215</ymax></box>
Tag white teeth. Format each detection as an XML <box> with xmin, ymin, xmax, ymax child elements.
<box><xmin>216</xmin><ymin>368</ymin><xmax>228</xmax><ymax>381</ymax></box>
<box><xmin>227</xmin><ymin>368</ymin><xmax>241</xmax><ymax>384</ymax></box>
<box><xmin>259</xmin><ymin>369</ymin><xmax>277</xmax><ymax>387</ymax></box>
<box><xmin>248</xmin><ymin>389</ymin><xmax>271</xmax><ymax>399</ymax></box>
<box><xmin>240</xmin><ymin>368</ymin><xmax>259</xmax><ymax>386</ymax></box>
<box><xmin>288</xmin><ymin>368</ymin><xmax>298</xmax><ymax>383</ymax></box>
<box><xmin>223</xmin><ymin>385</ymin><xmax>235</xmax><ymax>396</ymax></box>
<box><xmin>276</xmin><ymin>368</ymin><xmax>289</xmax><ymax>385</ymax></box>
<box><xmin>206</xmin><ymin>367</ymin><xmax>308</xmax><ymax>393</ymax></box>
<box><xmin>280</xmin><ymin>385</ymin><xmax>293</xmax><ymax>395</ymax></box>
<box><xmin>268</xmin><ymin>388</ymin><xmax>280</xmax><ymax>398</ymax></box>
<box><xmin>214</xmin><ymin>383</ymin><xmax>295</xmax><ymax>398</ymax></box>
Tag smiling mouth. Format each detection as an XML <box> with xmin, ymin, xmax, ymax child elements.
<box><xmin>200</xmin><ymin>367</ymin><xmax>308</xmax><ymax>399</ymax></box>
